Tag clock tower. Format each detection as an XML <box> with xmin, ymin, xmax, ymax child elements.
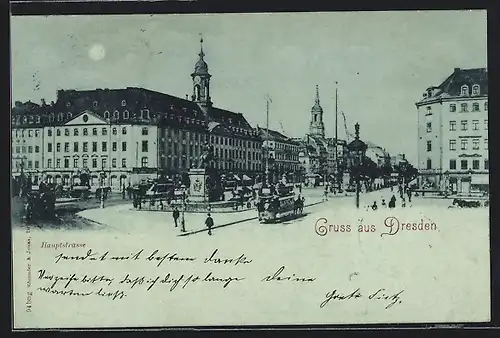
<box><xmin>191</xmin><ymin>35</ymin><xmax>212</xmax><ymax>116</ymax></box>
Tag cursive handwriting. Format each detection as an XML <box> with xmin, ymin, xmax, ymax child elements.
<box><xmin>320</xmin><ymin>288</ymin><xmax>404</xmax><ymax>309</ymax></box>
<box><xmin>262</xmin><ymin>266</ymin><xmax>316</xmax><ymax>282</ymax></box>
<box><xmin>204</xmin><ymin>249</ymin><xmax>252</xmax><ymax>265</ymax></box>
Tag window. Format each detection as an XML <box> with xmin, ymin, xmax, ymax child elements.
<box><xmin>426</xmin><ymin>106</ymin><xmax>432</xmax><ymax>115</ymax></box>
<box><xmin>49</xmin><ymin>114</ymin><xmax>54</xmax><ymax>122</ymax></box>
<box><xmin>93</xmin><ymin>101</ymin><xmax>98</xmax><ymax>108</ymax></box>
<box><xmin>122</xmin><ymin>142</ymin><xmax>127</xmax><ymax>151</ymax></box>
<box><xmin>67</xmin><ymin>113</ymin><xmax>73</xmax><ymax>119</ymax></box>
<box><xmin>36</xmin><ymin>116</ymin><xmax>40</xmax><ymax>123</ymax></box>
<box><xmin>460</xmin><ymin>103</ymin><xmax>468</xmax><ymax>112</ymax></box>
<box><xmin>449</xmin><ymin>121</ymin><xmax>456</xmax><ymax>131</ymax></box>
<box><xmin>64</xmin><ymin>142</ymin><xmax>69</xmax><ymax>152</ymax></box>
<box><xmin>485</xmin><ymin>159</ymin><xmax>489</xmax><ymax>170</ymax></box>
<box><xmin>56</xmin><ymin>129</ymin><xmax>61</xmax><ymax>136</ymax></box>
<box><xmin>426</xmin><ymin>141</ymin><xmax>432</xmax><ymax>152</ymax></box>
<box><xmin>142</xmin><ymin>127</ymin><xmax>148</xmax><ymax>135</ymax></box>
<box><xmin>104</xmin><ymin>111</ymin><xmax>110</xmax><ymax>119</ymax></box>
<box><xmin>35</xmin><ymin>130</ymin><xmax>40</xmax><ymax>137</ymax></box>
<box><xmin>83</xmin><ymin>128</ymin><xmax>88</xmax><ymax>136</ymax></box>
<box><xmin>73</xmin><ymin>158</ymin><xmax>78</xmax><ymax>168</ymax></box>
<box><xmin>83</xmin><ymin>142</ymin><xmax>88</xmax><ymax>152</ymax></box>
<box><xmin>74</xmin><ymin>128</ymin><xmax>79</xmax><ymax>136</ymax></box>
<box><xmin>485</xmin><ymin>139</ymin><xmax>488</xmax><ymax>150</ymax></box>
<box><xmin>102</xmin><ymin>158</ymin><xmax>107</xmax><ymax>168</ymax></box>
<box><xmin>102</xmin><ymin>142</ymin><xmax>107</xmax><ymax>152</ymax></box>
<box><xmin>472</xmin><ymin>102</ymin><xmax>479</xmax><ymax>111</ymax></box>
<box><xmin>141</xmin><ymin>109</ymin><xmax>150</xmax><ymax>119</ymax></box>
<box><xmin>461</xmin><ymin>139</ymin><xmax>468</xmax><ymax>150</ymax></box>
<box><xmin>141</xmin><ymin>157</ymin><xmax>148</xmax><ymax>167</ymax></box>
<box><xmin>461</xmin><ymin>160</ymin><xmax>468</xmax><ymax>170</ymax></box>
<box><xmin>92</xmin><ymin>158</ymin><xmax>97</xmax><ymax>168</ymax></box>
<box><xmin>426</xmin><ymin>122</ymin><xmax>432</xmax><ymax>133</ymax></box>
<box><xmin>485</xmin><ymin>119</ymin><xmax>488</xmax><ymax>130</ymax></box>
<box><xmin>47</xmin><ymin>159</ymin><xmax>52</xmax><ymax>168</ymax></box>
<box><xmin>92</xmin><ymin>142</ymin><xmax>97</xmax><ymax>152</ymax></box>
<box><xmin>28</xmin><ymin>146</ymin><xmax>33</xmax><ymax>153</ymax></box>
<box><xmin>121</xmin><ymin>158</ymin><xmax>127</xmax><ymax>168</ymax></box>
<box><xmin>485</xmin><ymin>101</ymin><xmax>488</xmax><ymax>111</ymax></box>
<box><xmin>112</xmin><ymin>158</ymin><xmax>117</xmax><ymax>168</ymax></box>
<box><xmin>64</xmin><ymin>128</ymin><xmax>69</xmax><ymax>136</ymax></box>
<box><xmin>472</xmin><ymin>139</ymin><xmax>480</xmax><ymax>150</ymax></box>
<box><xmin>34</xmin><ymin>161</ymin><xmax>39</xmax><ymax>169</ymax></box>
<box><xmin>102</xmin><ymin>128</ymin><xmax>107</xmax><ymax>136</ymax></box>
<box><xmin>472</xmin><ymin>160</ymin><xmax>480</xmax><ymax>170</ymax></box>
<box><xmin>426</xmin><ymin>159</ymin><xmax>432</xmax><ymax>170</ymax></box>
<box><xmin>121</xmin><ymin>100</ymin><xmax>126</xmax><ymax>107</ymax></box>
<box><xmin>27</xmin><ymin>161</ymin><xmax>32</xmax><ymax>168</ymax></box>
<box><xmin>15</xmin><ymin>146</ymin><xmax>20</xmax><ymax>153</ymax></box>
<box><xmin>142</xmin><ymin>140</ymin><xmax>148</xmax><ymax>152</ymax></box>
<box><xmin>112</xmin><ymin>142</ymin><xmax>117</xmax><ymax>151</ymax></box>
<box><xmin>461</xmin><ymin>120</ymin><xmax>468</xmax><ymax>131</ymax></box>
<box><xmin>56</xmin><ymin>159</ymin><xmax>61</xmax><ymax>168</ymax></box>
<box><xmin>48</xmin><ymin>143</ymin><xmax>52</xmax><ymax>152</ymax></box>
<box><xmin>122</xmin><ymin>127</ymin><xmax>127</xmax><ymax>135</ymax></box>
<box><xmin>73</xmin><ymin>142</ymin><xmax>78</xmax><ymax>152</ymax></box>
<box><xmin>461</xmin><ymin>85</ymin><xmax>469</xmax><ymax>96</ymax></box>
<box><xmin>58</xmin><ymin>113</ymin><xmax>63</xmax><ymax>121</ymax></box>
<box><xmin>64</xmin><ymin>158</ymin><xmax>69</xmax><ymax>168</ymax></box>
<box><xmin>83</xmin><ymin>158</ymin><xmax>88</xmax><ymax>168</ymax></box>
<box><xmin>449</xmin><ymin>159</ymin><xmax>456</xmax><ymax>170</ymax></box>
<box><xmin>92</xmin><ymin>128</ymin><xmax>97</xmax><ymax>136</ymax></box>
<box><xmin>35</xmin><ymin>146</ymin><xmax>39</xmax><ymax>153</ymax></box>
<box><xmin>112</xmin><ymin>128</ymin><xmax>117</xmax><ymax>135</ymax></box>
<box><xmin>472</xmin><ymin>84</ymin><xmax>480</xmax><ymax>95</ymax></box>
<box><xmin>114</xmin><ymin>111</ymin><xmax>119</xmax><ymax>119</ymax></box>
<box><xmin>124</xmin><ymin>110</ymin><xmax>129</xmax><ymax>119</ymax></box>
<box><xmin>48</xmin><ymin>130</ymin><xmax>52</xmax><ymax>137</ymax></box>
<box><xmin>472</xmin><ymin>120</ymin><xmax>479</xmax><ymax>130</ymax></box>
<box><xmin>56</xmin><ymin>143</ymin><xmax>61</xmax><ymax>152</ymax></box>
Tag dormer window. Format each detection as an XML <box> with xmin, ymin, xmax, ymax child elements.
<box><xmin>472</xmin><ymin>84</ymin><xmax>480</xmax><ymax>96</ymax></box>
<box><xmin>67</xmin><ymin>112</ymin><xmax>72</xmax><ymax>119</ymax></box>
<box><xmin>104</xmin><ymin>111</ymin><xmax>110</xmax><ymax>119</ymax></box>
<box><xmin>121</xmin><ymin>100</ymin><xmax>126</xmax><ymax>107</ymax></box>
<box><xmin>93</xmin><ymin>101</ymin><xmax>98</xmax><ymax>108</ymax></box>
<box><xmin>427</xmin><ymin>90</ymin><xmax>432</xmax><ymax>98</ymax></box>
<box><xmin>58</xmin><ymin>113</ymin><xmax>63</xmax><ymax>121</ymax></box>
<box><xmin>450</xmin><ymin>104</ymin><xmax>456</xmax><ymax>112</ymax></box>
<box><xmin>141</xmin><ymin>109</ymin><xmax>150</xmax><ymax>119</ymax></box>
<box><xmin>472</xmin><ymin>102</ymin><xmax>480</xmax><ymax>111</ymax></box>
<box><xmin>460</xmin><ymin>85</ymin><xmax>469</xmax><ymax>96</ymax></box>
<box><xmin>123</xmin><ymin>110</ymin><xmax>129</xmax><ymax>119</ymax></box>
<box><xmin>23</xmin><ymin>116</ymin><xmax>28</xmax><ymax>124</ymax></box>
<box><xmin>485</xmin><ymin>101</ymin><xmax>488</xmax><ymax>111</ymax></box>
<box><xmin>49</xmin><ymin>113</ymin><xmax>54</xmax><ymax>122</ymax></box>
<box><xmin>113</xmin><ymin>110</ymin><xmax>119</xmax><ymax>119</ymax></box>
<box><xmin>66</xmin><ymin>102</ymin><xmax>71</xmax><ymax>107</ymax></box>
<box><xmin>36</xmin><ymin>115</ymin><xmax>40</xmax><ymax>123</ymax></box>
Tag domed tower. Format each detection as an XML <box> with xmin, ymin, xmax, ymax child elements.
<box><xmin>191</xmin><ymin>35</ymin><xmax>212</xmax><ymax>115</ymax></box>
<box><xmin>309</xmin><ymin>85</ymin><xmax>325</xmax><ymax>138</ymax></box>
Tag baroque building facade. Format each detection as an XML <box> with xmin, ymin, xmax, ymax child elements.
<box><xmin>415</xmin><ymin>67</ymin><xmax>488</xmax><ymax>195</ymax></box>
<box><xmin>11</xmin><ymin>37</ymin><xmax>263</xmax><ymax>189</ymax></box>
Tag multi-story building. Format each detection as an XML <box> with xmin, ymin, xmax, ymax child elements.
<box><xmin>11</xmin><ymin>37</ymin><xmax>263</xmax><ymax>189</ymax></box>
<box><xmin>257</xmin><ymin>127</ymin><xmax>300</xmax><ymax>181</ymax></box>
<box><xmin>415</xmin><ymin>67</ymin><xmax>488</xmax><ymax>194</ymax></box>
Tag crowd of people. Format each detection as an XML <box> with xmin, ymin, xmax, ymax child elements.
<box><xmin>367</xmin><ymin>184</ymin><xmax>413</xmax><ymax>210</ymax></box>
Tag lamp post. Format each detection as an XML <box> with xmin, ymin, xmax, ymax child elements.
<box><xmin>444</xmin><ymin>170</ymin><xmax>450</xmax><ymax>196</ymax></box>
<box><xmin>347</xmin><ymin>123</ymin><xmax>367</xmax><ymax>209</ymax></box>
<box><xmin>180</xmin><ymin>184</ymin><xmax>186</xmax><ymax>232</ymax></box>
<box><xmin>399</xmin><ymin>155</ymin><xmax>408</xmax><ymax>193</ymax></box>
<box><xmin>99</xmin><ymin>170</ymin><xmax>106</xmax><ymax>208</ymax></box>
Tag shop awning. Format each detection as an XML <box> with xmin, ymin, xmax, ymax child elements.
<box><xmin>471</xmin><ymin>174</ymin><xmax>489</xmax><ymax>185</ymax></box>
<box><xmin>234</xmin><ymin>175</ymin><xmax>241</xmax><ymax>181</ymax></box>
<box><xmin>242</xmin><ymin>174</ymin><xmax>251</xmax><ymax>180</ymax></box>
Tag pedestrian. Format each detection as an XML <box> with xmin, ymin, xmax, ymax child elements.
<box><xmin>205</xmin><ymin>213</ymin><xmax>214</xmax><ymax>235</ymax></box>
<box><xmin>172</xmin><ymin>207</ymin><xmax>180</xmax><ymax>227</ymax></box>
<box><xmin>388</xmin><ymin>195</ymin><xmax>396</xmax><ymax>209</ymax></box>
<box><xmin>122</xmin><ymin>184</ymin><xmax>126</xmax><ymax>200</ymax></box>
<box><xmin>407</xmin><ymin>188</ymin><xmax>412</xmax><ymax>203</ymax></box>
<box><xmin>381</xmin><ymin>198</ymin><xmax>386</xmax><ymax>207</ymax></box>
<box><xmin>401</xmin><ymin>198</ymin><xmax>406</xmax><ymax>208</ymax></box>
<box><xmin>127</xmin><ymin>183</ymin><xmax>132</xmax><ymax>199</ymax></box>
<box><xmin>323</xmin><ymin>186</ymin><xmax>328</xmax><ymax>201</ymax></box>
<box><xmin>371</xmin><ymin>201</ymin><xmax>378</xmax><ymax>211</ymax></box>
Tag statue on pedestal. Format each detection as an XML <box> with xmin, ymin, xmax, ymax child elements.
<box><xmin>198</xmin><ymin>142</ymin><xmax>214</xmax><ymax>169</ymax></box>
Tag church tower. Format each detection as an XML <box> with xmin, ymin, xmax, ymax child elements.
<box><xmin>309</xmin><ymin>85</ymin><xmax>325</xmax><ymax>138</ymax></box>
<box><xmin>191</xmin><ymin>35</ymin><xmax>212</xmax><ymax>116</ymax></box>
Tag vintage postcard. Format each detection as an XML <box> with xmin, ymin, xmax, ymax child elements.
<box><xmin>11</xmin><ymin>10</ymin><xmax>490</xmax><ymax>329</ymax></box>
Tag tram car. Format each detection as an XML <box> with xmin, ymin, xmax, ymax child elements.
<box><xmin>258</xmin><ymin>189</ymin><xmax>300</xmax><ymax>223</ymax></box>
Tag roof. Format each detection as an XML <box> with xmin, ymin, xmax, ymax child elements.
<box><xmin>417</xmin><ymin>68</ymin><xmax>488</xmax><ymax>104</ymax></box>
<box><xmin>257</xmin><ymin>127</ymin><xmax>295</xmax><ymax>143</ymax></box>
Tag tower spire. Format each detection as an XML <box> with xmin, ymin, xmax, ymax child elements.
<box><xmin>199</xmin><ymin>33</ymin><xmax>205</xmax><ymax>58</ymax></box>
<box><xmin>315</xmin><ymin>84</ymin><xmax>320</xmax><ymax>103</ymax></box>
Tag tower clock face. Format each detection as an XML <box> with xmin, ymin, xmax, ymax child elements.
<box><xmin>194</xmin><ymin>76</ymin><xmax>201</xmax><ymax>85</ymax></box>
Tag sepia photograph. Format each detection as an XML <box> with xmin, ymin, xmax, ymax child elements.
<box><xmin>11</xmin><ymin>10</ymin><xmax>490</xmax><ymax>329</ymax></box>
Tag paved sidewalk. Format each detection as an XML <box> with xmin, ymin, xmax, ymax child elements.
<box><xmin>77</xmin><ymin>198</ymin><xmax>324</xmax><ymax>236</ymax></box>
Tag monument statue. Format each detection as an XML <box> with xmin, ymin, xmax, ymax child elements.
<box><xmin>198</xmin><ymin>142</ymin><xmax>214</xmax><ymax>169</ymax></box>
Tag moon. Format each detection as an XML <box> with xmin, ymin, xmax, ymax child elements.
<box><xmin>88</xmin><ymin>44</ymin><xmax>106</xmax><ymax>61</ymax></box>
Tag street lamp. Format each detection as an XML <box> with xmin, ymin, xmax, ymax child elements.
<box><xmin>399</xmin><ymin>155</ymin><xmax>409</xmax><ymax>192</ymax></box>
<box><xmin>347</xmin><ymin>123</ymin><xmax>367</xmax><ymax>209</ymax></box>
<box><xmin>99</xmin><ymin>170</ymin><xmax>106</xmax><ymax>208</ymax></box>
<box><xmin>180</xmin><ymin>184</ymin><xmax>186</xmax><ymax>232</ymax></box>
<box><xmin>444</xmin><ymin>170</ymin><xmax>450</xmax><ymax>196</ymax></box>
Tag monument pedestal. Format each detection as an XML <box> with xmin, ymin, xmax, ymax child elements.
<box><xmin>188</xmin><ymin>168</ymin><xmax>208</xmax><ymax>202</ymax></box>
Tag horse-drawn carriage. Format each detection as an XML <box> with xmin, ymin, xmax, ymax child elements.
<box><xmin>257</xmin><ymin>187</ymin><xmax>304</xmax><ymax>224</ymax></box>
<box><xmin>24</xmin><ymin>189</ymin><xmax>56</xmax><ymax>221</ymax></box>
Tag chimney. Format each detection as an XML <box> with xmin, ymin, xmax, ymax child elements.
<box><xmin>185</xmin><ymin>94</ymin><xmax>189</xmax><ymax>100</ymax></box>
<box><xmin>454</xmin><ymin>67</ymin><xmax>460</xmax><ymax>73</ymax></box>
<box><xmin>41</xmin><ymin>98</ymin><xmax>46</xmax><ymax>106</ymax></box>
<box><xmin>15</xmin><ymin>101</ymin><xmax>22</xmax><ymax>107</ymax></box>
